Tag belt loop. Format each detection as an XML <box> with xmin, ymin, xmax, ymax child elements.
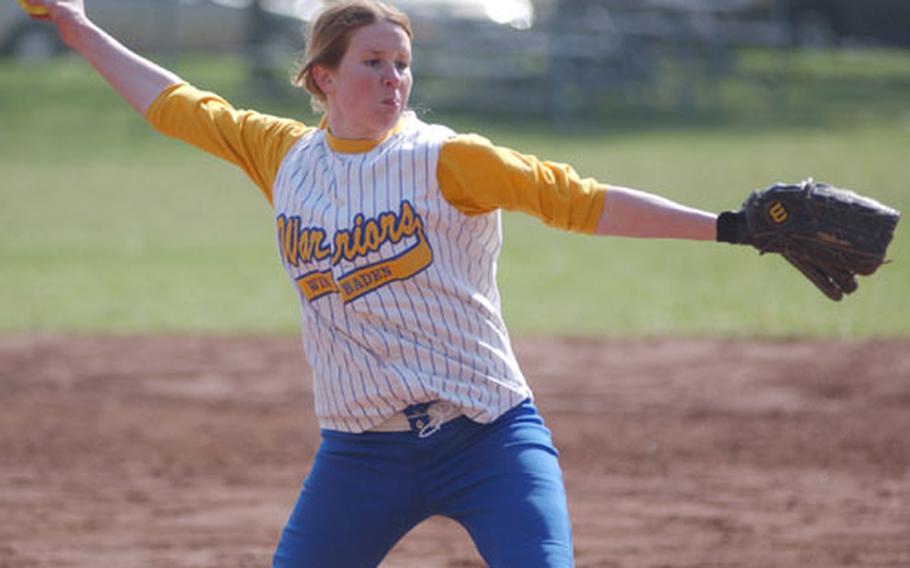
<box><xmin>403</xmin><ymin>402</ymin><xmax>433</xmax><ymax>435</ymax></box>
<box><xmin>404</xmin><ymin>401</ymin><xmax>461</xmax><ymax>438</ymax></box>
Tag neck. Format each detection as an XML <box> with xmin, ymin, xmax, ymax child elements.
<box><xmin>320</xmin><ymin>113</ymin><xmax>410</xmax><ymax>154</ymax></box>
<box><xmin>325</xmin><ymin>115</ymin><xmax>390</xmax><ymax>141</ymax></box>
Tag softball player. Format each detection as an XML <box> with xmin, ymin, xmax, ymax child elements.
<box><xmin>33</xmin><ymin>0</ymin><xmax>718</xmax><ymax>565</ymax></box>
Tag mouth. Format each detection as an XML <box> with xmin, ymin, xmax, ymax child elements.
<box><xmin>382</xmin><ymin>97</ymin><xmax>402</xmax><ymax>109</ymax></box>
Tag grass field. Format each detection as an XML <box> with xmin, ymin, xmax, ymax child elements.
<box><xmin>1</xmin><ymin>49</ymin><xmax>908</xmax><ymax>337</ymax></box>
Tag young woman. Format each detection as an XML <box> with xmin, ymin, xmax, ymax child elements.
<box><xmin>31</xmin><ymin>1</ymin><xmax>724</xmax><ymax>566</ymax></box>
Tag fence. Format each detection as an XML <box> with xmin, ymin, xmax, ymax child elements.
<box><xmin>406</xmin><ymin>2</ymin><xmax>794</xmax><ymax>119</ymax></box>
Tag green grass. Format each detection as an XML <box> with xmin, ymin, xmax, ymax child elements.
<box><xmin>1</xmin><ymin>50</ymin><xmax>908</xmax><ymax>337</ymax></box>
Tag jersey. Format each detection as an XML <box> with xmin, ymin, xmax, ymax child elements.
<box><xmin>146</xmin><ymin>83</ymin><xmax>608</xmax><ymax>432</ymax></box>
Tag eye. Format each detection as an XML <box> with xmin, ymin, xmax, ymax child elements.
<box><xmin>364</xmin><ymin>58</ymin><xmax>381</xmax><ymax>68</ymax></box>
<box><xmin>395</xmin><ymin>60</ymin><xmax>410</xmax><ymax>72</ymax></box>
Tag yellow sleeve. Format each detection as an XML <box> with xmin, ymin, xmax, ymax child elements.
<box><xmin>437</xmin><ymin>134</ymin><xmax>608</xmax><ymax>234</ymax></box>
<box><xmin>145</xmin><ymin>83</ymin><xmax>314</xmax><ymax>205</ymax></box>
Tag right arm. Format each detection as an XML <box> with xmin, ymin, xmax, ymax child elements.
<box><xmin>32</xmin><ymin>0</ymin><xmax>311</xmax><ymax>203</ymax></box>
<box><xmin>33</xmin><ymin>0</ymin><xmax>181</xmax><ymax>115</ymax></box>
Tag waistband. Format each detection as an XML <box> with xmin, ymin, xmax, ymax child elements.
<box><xmin>369</xmin><ymin>401</ymin><xmax>462</xmax><ymax>437</ymax></box>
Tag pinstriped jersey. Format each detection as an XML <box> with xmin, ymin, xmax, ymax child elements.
<box><xmin>273</xmin><ymin>117</ymin><xmax>530</xmax><ymax>432</ymax></box>
<box><xmin>146</xmin><ymin>83</ymin><xmax>608</xmax><ymax>433</ymax></box>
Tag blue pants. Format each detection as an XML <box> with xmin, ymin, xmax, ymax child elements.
<box><xmin>272</xmin><ymin>399</ymin><xmax>574</xmax><ymax>567</ymax></box>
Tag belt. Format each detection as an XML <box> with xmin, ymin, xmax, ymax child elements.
<box><xmin>370</xmin><ymin>401</ymin><xmax>462</xmax><ymax>437</ymax></box>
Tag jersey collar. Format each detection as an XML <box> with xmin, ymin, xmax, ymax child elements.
<box><xmin>320</xmin><ymin>114</ymin><xmax>410</xmax><ymax>154</ymax></box>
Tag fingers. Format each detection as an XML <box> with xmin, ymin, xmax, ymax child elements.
<box><xmin>18</xmin><ymin>0</ymin><xmax>90</xmax><ymax>51</ymax></box>
<box><xmin>20</xmin><ymin>0</ymin><xmax>86</xmax><ymax>22</ymax></box>
<box><xmin>17</xmin><ymin>0</ymin><xmax>49</xmax><ymax>19</ymax></box>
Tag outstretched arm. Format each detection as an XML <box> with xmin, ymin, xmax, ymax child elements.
<box><xmin>596</xmin><ymin>185</ymin><xmax>718</xmax><ymax>241</ymax></box>
<box><xmin>438</xmin><ymin>135</ymin><xmax>720</xmax><ymax>241</ymax></box>
<box><xmin>27</xmin><ymin>0</ymin><xmax>181</xmax><ymax>115</ymax></box>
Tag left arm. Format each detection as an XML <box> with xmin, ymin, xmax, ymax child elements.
<box><xmin>438</xmin><ymin>134</ymin><xmax>719</xmax><ymax>241</ymax></box>
<box><xmin>595</xmin><ymin>185</ymin><xmax>717</xmax><ymax>240</ymax></box>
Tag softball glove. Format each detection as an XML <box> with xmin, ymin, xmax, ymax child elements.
<box><xmin>717</xmin><ymin>179</ymin><xmax>900</xmax><ymax>301</ymax></box>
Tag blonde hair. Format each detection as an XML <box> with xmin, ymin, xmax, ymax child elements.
<box><xmin>294</xmin><ymin>0</ymin><xmax>413</xmax><ymax>112</ymax></box>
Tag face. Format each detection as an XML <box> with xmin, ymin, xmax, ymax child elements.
<box><xmin>315</xmin><ymin>20</ymin><xmax>413</xmax><ymax>140</ymax></box>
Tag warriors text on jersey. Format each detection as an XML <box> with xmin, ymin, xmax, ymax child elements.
<box><xmin>147</xmin><ymin>83</ymin><xmax>608</xmax><ymax>432</ymax></box>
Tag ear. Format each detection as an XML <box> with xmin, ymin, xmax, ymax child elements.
<box><xmin>311</xmin><ymin>65</ymin><xmax>335</xmax><ymax>96</ymax></box>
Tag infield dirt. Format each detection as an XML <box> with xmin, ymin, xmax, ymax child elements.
<box><xmin>1</xmin><ymin>335</ymin><xmax>908</xmax><ymax>567</ymax></box>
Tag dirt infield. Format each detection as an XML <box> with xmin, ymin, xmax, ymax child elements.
<box><xmin>1</xmin><ymin>334</ymin><xmax>908</xmax><ymax>567</ymax></box>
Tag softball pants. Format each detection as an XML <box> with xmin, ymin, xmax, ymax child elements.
<box><xmin>272</xmin><ymin>399</ymin><xmax>574</xmax><ymax>567</ymax></box>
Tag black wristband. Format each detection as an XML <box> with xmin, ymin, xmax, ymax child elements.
<box><xmin>717</xmin><ymin>211</ymin><xmax>747</xmax><ymax>244</ymax></box>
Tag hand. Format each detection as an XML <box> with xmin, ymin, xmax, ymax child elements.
<box><xmin>24</xmin><ymin>0</ymin><xmax>183</xmax><ymax>116</ymax></box>
<box><xmin>24</xmin><ymin>0</ymin><xmax>89</xmax><ymax>50</ymax></box>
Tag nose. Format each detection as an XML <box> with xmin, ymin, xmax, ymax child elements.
<box><xmin>382</xmin><ymin>64</ymin><xmax>401</xmax><ymax>87</ymax></box>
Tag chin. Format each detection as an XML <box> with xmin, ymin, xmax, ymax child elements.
<box><xmin>377</xmin><ymin>110</ymin><xmax>403</xmax><ymax>129</ymax></box>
